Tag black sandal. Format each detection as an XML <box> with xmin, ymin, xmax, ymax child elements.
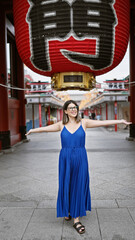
<box><xmin>64</xmin><ymin>215</ymin><xmax>72</xmax><ymax>221</ymax></box>
<box><xmin>73</xmin><ymin>221</ymin><xmax>85</xmax><ymax>234</ymax></box>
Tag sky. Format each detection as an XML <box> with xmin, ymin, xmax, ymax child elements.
<box><xmin>25</xmin><ymin>43</ymin><xmax>129</xmax><ymax>86</ymax></box>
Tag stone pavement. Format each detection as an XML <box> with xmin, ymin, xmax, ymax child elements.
<box><xmin>0</xmin><ymin>127</ymin><xmax>135</xmax><ymax>240</ymax></box>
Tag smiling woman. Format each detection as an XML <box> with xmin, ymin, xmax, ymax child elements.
<box><xmin>25</xmin><ymin>99</ymin><xmax>131</xmax><ymax>235</ymax></box>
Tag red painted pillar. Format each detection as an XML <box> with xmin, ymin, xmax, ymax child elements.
<box><xmin>39</xmin><ymin>103</ymin><xmax>42</xmax><ymax>127</ymax></box>
<box><xmin>106</xmin><ymin>103</ymin><xmax>108</xmax><ymax>120</ymax></box>
<box><xmin>114</xmin><ymin>101</ymin><xmax>117</xmax><ymax>132</ymax></box>
<box><xmin>129</xmin><ymin>6</ymin><xmax>135</xmax><ymax>138</ymax></box>
<box><xmin>48</xmin><ymin>106</ymin><xmax>50</xmax><ymax>125</ymax></box>
<box><xmin>59</xmin><ymin>109</ymin><xmax>61</xmax><ymax>121</ymax></box>
<box><xmin>0</xmin><ymin>7</ymin><xmax>10</xmax><ymax>149</ymax></box>
<box><xmin>60</xmin><ymin>109</ymin><xmax>63</xmax><ymax>120</ymax></box>
<box><xmin>16</xmin><ymin>50</ymin><xmax>26</xmax><ymax>139</ymax></box>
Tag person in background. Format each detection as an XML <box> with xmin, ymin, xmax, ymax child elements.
<box><xmin>96</xmin><ymin>114</ymin><xmax>101</xmax><ymax>120</ymax></box>
<box><xmin>91</xmin><ymin>110</ymin><xmax>96</xmax><ymax>120</ymax></box>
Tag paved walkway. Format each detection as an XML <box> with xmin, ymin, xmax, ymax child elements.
<box><xmin>0</xmin><ymin>127</ymin><xmax>135</xmax><ymax>240</ymax></box>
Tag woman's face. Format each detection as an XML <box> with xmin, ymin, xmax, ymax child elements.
<box><xmin>64</xmin><ymin>103</ymin><xmax>78</xmax><ymax>118</ymax></box>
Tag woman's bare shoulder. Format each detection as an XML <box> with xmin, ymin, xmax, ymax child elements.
<box><xmin>81</xmin><ymin>118</ymin><xmax>86</xmax><ymax>121</ymax></box>
<box><xmin>81</xmin><ymin>118</ymin><xmax>87</xmax><ymax>124</ymax></box>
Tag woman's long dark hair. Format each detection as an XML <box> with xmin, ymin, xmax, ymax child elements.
<box><xmin>62</xmin><ymin>100</ymin><xmax>81</xmax><ymax>124</ymax></box>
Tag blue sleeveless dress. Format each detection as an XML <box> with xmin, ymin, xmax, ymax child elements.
<box><xmin>56</xmin><ymin>120</ymin><xmax>91</xmax><ymax>218</ymax></box>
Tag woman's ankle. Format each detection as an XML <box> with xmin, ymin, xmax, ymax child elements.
<box><xmin>74</xmin><ymin>217</ymin><xmax>79</xmax><ymax>223</ymax></box>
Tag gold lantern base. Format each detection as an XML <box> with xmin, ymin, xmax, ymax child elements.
<box><xmin>51</xmin><ymin>72</ymin><xmax>96</xmax><ymax>91</ymax></box>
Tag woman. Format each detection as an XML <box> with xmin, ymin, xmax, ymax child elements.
<box><xmin>26</xmin><ymin>100</ymin><xmax>131</xmax><ymax>234</ymax></box>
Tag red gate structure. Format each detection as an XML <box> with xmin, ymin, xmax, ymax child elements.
<box><xmin>0</xmin><ymin>0</ymin><xmax>135</xmax><ymax>150</ymax></box>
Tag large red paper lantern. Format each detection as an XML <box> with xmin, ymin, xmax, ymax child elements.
<box><xmin>13</xmin><ymin>0</ymin><xmax>129</xmax><ymax>77</ymax></box>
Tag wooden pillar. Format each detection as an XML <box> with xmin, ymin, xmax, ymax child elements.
<box><xmin>0</xmin><ymin>7</ymin><xmax>10</xmax><ymax>149</ymax></box>
<box><xmin>16</xmin><ymin>50</ymin><xmax>26</xmax><ymax>140</ymax></box>
<box><xmin>114</xmin><ymin>101</ymin><xmax>117</xmax><ymax>132</ymax></box>
<box><xmin>129</xmin><ymin>4</ymin><xmax>135</xmax><ymax>138</ymax></box>
<box><xmin>39</xmin><ymin>103</ymin><xmax>42</xmax><ymax>127</ymax></box>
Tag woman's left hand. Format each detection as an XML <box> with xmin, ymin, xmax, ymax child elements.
<box><xmin>120</xmin><ymin>119</ymin><xmax>132</xmax><ymax>125</ymax></box>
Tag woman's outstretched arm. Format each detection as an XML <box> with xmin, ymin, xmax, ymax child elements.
<box><xmin>25</xmin><ymin>121</ymin><xmax>62</xmax><ymax>135</ymax></box>
<box><xmin>85</xmin><ymin>119</ymin><xmax>132</xmax><ymax>129</ymax></box>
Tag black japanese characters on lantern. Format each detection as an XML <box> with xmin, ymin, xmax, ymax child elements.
<box><xmin>27</xmin><ymin>0</ymin><xmax>117</xmax><ymax>72</ymax></box>
<box><xmin>27</xmin><ymin>0</ymin><xmax>71</xmax><ymax>71</ymax></box>
<box><xmin>62</xmin><ymin>0</ymin><xmax>117</xmax><ymax>70</ymax></box>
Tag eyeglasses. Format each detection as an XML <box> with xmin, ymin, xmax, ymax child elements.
<box><xmin>67</xmin><ymin>106</ymin><xmax>78</xmax><ymax>111</ymax></box>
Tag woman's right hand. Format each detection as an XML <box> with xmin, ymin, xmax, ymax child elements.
<box><xmin>25</xmin><ymin>129</ymin><xmax>33</xmax><ymax>136</ymax></box>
